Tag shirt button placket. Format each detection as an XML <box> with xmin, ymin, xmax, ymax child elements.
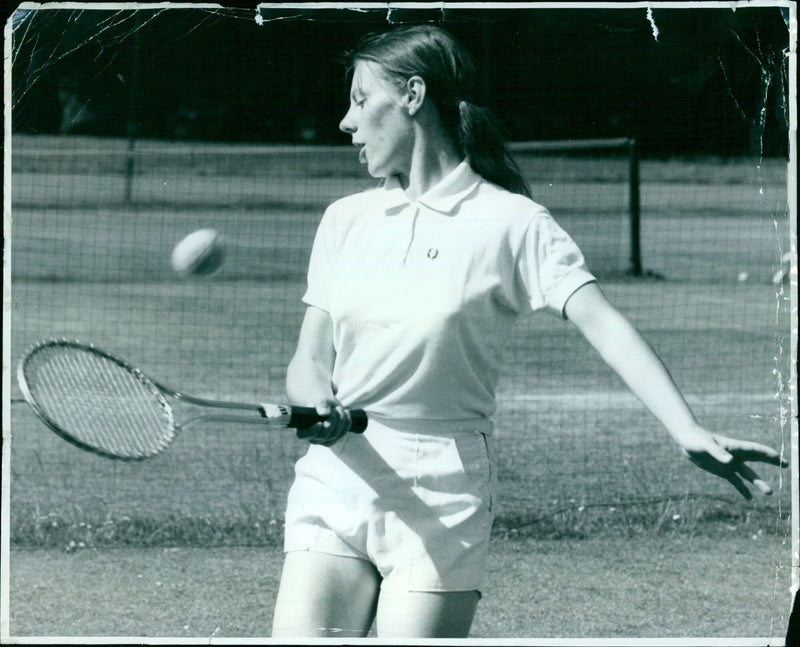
<box><xmin>402</xmin><ymin>204</ymin><xmax>420</xmax><ymax>265</ymax></box>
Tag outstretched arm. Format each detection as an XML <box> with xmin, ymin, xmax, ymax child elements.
<box><xmin>564</xmin><ymin>282</ymin><xmax>787</xmax><ymax>499</ymax></box>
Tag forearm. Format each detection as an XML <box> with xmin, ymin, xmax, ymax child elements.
<box><xmin>566</xmin><ymin>284</ymin><xmax>701</xmax><ymax>444</ymax></box>
<box><xmin>590</xmin><ymin>312</ymin><xmax>701</xmax><ymax>442</ymax></box>
<box><xmin>285</xmin><ymin>306</ymin><xmax>339</xmax><ymax>408</ymax></box>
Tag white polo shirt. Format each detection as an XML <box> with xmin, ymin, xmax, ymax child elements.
<box><xmin>303</xmin><ymin>161</ymin><xmax>595</xmax><ymax>429</ymax></box>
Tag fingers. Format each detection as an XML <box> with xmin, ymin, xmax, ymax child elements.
<box><xmin>295</xmin><ymin>401</ymin><xmax>351</xmax><ymax>446</ymax></box>
<box><xmin>718</xmin><ymin>461</ymin><xmax>774</xmax><ymax>499</ymax></box>
<box><xmin>715</xmin><ymin>437</ymin><xmax>788</xmax><ymax>467</ymax></box>
<box><xmin>686</xmin><ymin>452</ymin><xmax>755</xmax><ymax>500</ymax></box>
<box><xmin>703</xmin><ymin>440</ymin><xmax>733</xmax><ymax>465</ymax></box>
<box><xmin>685</xmin><ymin>433</ymin><xmax>785</xmax><ymax>499</ymax></box>
<box><xmin>724</xmin><ymin>471</ymin><xmax>754</xmax><ymax>500</ymax></box>
<box><xmin>718</xmin><ymin>462</ymin><xmax>770</xmax><ymax>500</ymax></box>
<box><xmin>736</xmin><ymin>462</ymin><xmax>773</xmax><ymax>496</ymax></box>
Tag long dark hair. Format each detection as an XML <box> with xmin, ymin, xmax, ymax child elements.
<box><xmin>345</xmin><ymin>25</ymin><xmax>531</xmax><ymax>198</ymax></box>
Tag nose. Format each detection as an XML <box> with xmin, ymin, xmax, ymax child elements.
<box><xmin>339</xmin><ymin>105</ymin><xmax>356</xmax><ymax>134</ymax></box>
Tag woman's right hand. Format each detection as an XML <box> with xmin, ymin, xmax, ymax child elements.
<box><xmin>287</xmin><ymin>307</ymin><xmax>351</xmax><ymax>447</ymax></box>
<box><xmin>295</xmin><ymin>399</ymin><xmax>352</xmax><ymax>446</ymax></box>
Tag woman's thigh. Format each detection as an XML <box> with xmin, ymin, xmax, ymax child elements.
<box><xmin>271</xmin><ymin>551</ymin><xmax>381</xmax><ymax>638</ymax></box>
<box><xmin>375</xmin><ymin>589</ymin><xmax>480</xmax><ymax>638</ymax></box>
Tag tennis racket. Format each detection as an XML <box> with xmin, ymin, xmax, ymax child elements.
<box><xmin>17</xmin><ymin>339</ymin><xmax>368</xmax><ymax>461</ymax></box>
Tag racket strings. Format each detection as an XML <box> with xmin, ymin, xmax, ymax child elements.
<box><xmin>22</xmin><ymin>344</ymin><xmax>175</xmax><ymax>459</ymax></box>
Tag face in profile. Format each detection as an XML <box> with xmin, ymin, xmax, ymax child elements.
<box><xmin>339</xmin><ymin>60</ymin><xmax>415</xmax><ymax>180</ymax></box>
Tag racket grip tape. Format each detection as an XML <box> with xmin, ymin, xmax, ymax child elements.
<box><xmin>287</xmin><ymin>406</ymin><xmax>368</xmax><ymax>433</ymax></box>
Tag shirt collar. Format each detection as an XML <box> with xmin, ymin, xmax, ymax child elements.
<box><xmin>380</xmin><ymin>160</ymin><xmax>481</xmax><ymax>215</ymax></box>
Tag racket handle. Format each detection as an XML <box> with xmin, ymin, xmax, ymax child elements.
<box><xmin>289</xmin><ymin>406</ymin><xmax>368</xmax><ymax>433</ymax></box>
<box><xmin>349</xmin><ymin>409</ymin><xmax>368</xmax><ymax>433</ymax></box>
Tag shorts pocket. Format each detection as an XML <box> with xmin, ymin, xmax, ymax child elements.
<box><xmin>454</xmin><ymin>433</ymin><xmax>493</xmax><ymax>498</ymax></box>
<box><xmin>414</xmin><ymin>433</ymin><xmax>493</xmax><ymax>505</ymax></box>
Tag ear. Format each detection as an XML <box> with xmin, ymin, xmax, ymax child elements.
<box><xmin>404</xmin><ymin>76</ymin><xmax>426</xmax><ymax>116</ymax></box>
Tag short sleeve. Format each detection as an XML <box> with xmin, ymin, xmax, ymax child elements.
<box><xmin>302</xmin><ymin>208</ymin><xmax>335</xmax><ymax>311</ymax></box>
<box><xmin>517</xmin><ymin>213</ymin><xmax>596</xmax><ymax>319</ymax></box>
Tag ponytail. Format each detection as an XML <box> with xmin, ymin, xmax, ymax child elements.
<box><xmin>457</xmin><ymin>100</ymin><xmax>531</xmax><ymax>198</ymax></box>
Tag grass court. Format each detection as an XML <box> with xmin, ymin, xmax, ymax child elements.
<box><xmin>4</xmin><ymin>135</ymin><xmax>793</xmax><ymax>639</ymax></box>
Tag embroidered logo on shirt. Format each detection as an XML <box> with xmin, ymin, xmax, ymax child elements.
<box><xmin>427</xmin><ymin>248</ymin><xmax>439</xmax><ymax>260</ymax></box>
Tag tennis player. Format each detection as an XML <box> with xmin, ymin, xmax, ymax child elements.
<box><xmin>271</xmin><ymin>25</ymin><xmax>787</xmax><ymax>638</ymax></box>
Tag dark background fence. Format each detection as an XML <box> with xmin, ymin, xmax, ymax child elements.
<box><xmin>9</xmin><ymin>4</ymin><xmax>791</xmax><ymax>158</ymax></box>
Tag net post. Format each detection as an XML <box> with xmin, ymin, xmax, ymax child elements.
<box><xmin>124</xmin><ymin>18</ymin><xmax>141</xmax><ymax>203</ymax></box>
<box><xmin>627</xmin><ymin>137</ymin><xmax>642</xmax><ymax>276</ymax></box>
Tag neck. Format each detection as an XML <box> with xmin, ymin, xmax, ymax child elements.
<box><xmin>398</xmin><ymin>123</ymin><xmax>463</xmax><ymax>200</ymax></box>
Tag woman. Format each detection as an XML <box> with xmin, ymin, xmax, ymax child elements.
<box><xmin>271</xmin><ymin>25</ymin><xmax>786</xmax><ymax>638</ymax></box>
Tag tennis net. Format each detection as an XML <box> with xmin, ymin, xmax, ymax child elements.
<box><xmin>8</xmin><ymin>134</ymin><xmax>791</xmax><ymax>546</ymax></box>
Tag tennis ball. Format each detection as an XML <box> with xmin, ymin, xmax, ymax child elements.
<box><xmin>170</xmin><ymin>229</ymin><xmax>224</xmax><ymax>277</ymax></box>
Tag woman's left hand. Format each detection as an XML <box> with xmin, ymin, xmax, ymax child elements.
<box><xmin>678</xmin><ymin>429</ymin><xmax>788</xmax><ymax>499</ymax></box>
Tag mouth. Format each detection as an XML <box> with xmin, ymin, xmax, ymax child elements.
<box><xmin>353</xmin><ymin>142</ymin><xmax>366</xmax><ymax>164</ymax></box>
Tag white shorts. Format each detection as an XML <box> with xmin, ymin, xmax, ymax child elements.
<box><xmin>283</xmin><ymin>417</ymin><xmax>497</xmax><ymax>593</ymax></box>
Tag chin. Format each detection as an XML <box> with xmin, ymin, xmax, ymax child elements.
<box><xmin>366</xmin><ymin>163</ymin><xmax>387</xmax><ymax>179</ymax></box>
